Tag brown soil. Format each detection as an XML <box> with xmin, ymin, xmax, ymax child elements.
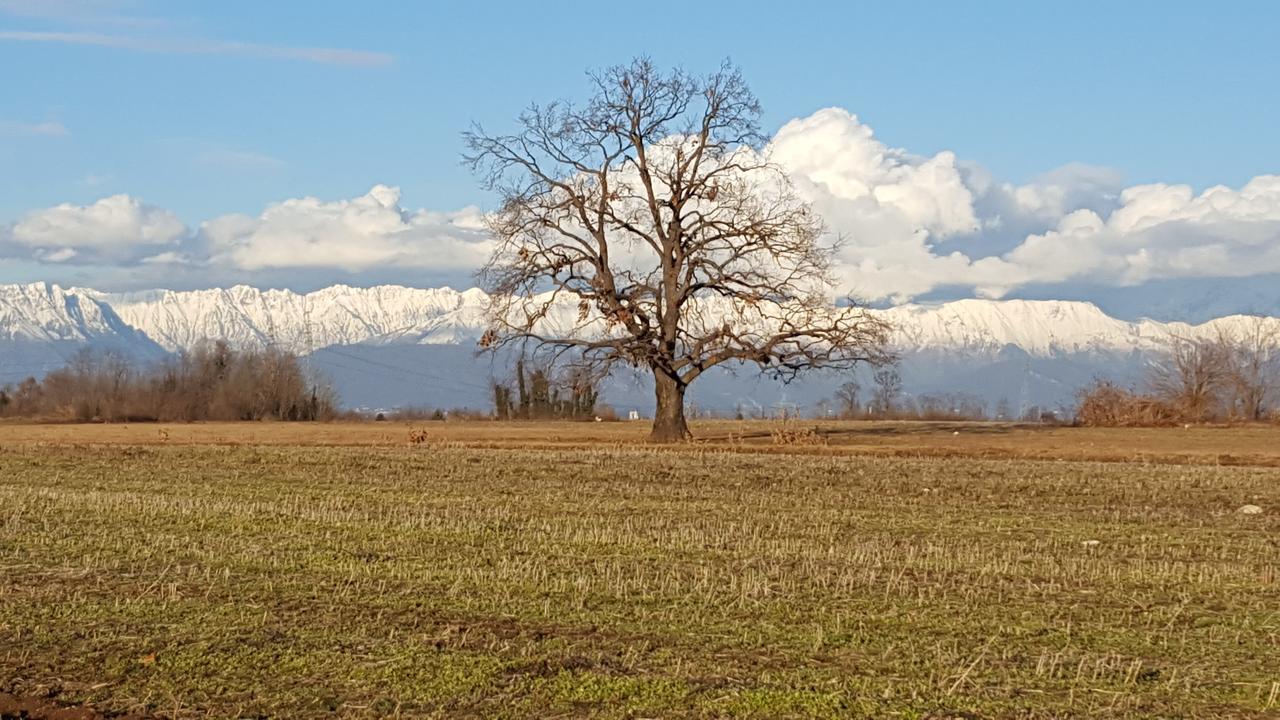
<box><xmin>0</xmin><ymin>692</ymin><xmax>145</xmax><ymax>720</ymax></box>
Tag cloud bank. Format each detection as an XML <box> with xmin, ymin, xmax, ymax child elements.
<box><xmin>202</xmin><ymin>185</ymin><xmax>491</xmax><ymax>273</ymax></box>
<box><xmin>2</xmin><ymin>195</ymin><xmax>186</xmax><ymax>265</ymax></box>
<box><xmin>2</xmin><ymin>108</ymin><xmax>1278</xmax><ymax>310</ymax></box>
<box><xmin>768</xmin><ymin>108</ymin><xmax>1279</xmax><ymax>303</ymax></box>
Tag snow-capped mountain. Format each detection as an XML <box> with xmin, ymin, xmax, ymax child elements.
<box><xmin>1</xmin><ymin>282</ymin><xmax>154</xmax><ymax>345</ymax></box>
<box><xmin>83</xmin><ymin>284</ymin><xmax>489</xmax><ymax>352</ymax></box>
<box><xmin>0</xmin><ymin>283</ymin><xmax>167</xmax><ymax>382</ymax></box>
<box><xmin>27</xmin><ymin>282</ymin><xmax>1278</xmax><ymax>356</ymax></box>
<box><xmin>2</xmin><ymin>281</ymin><xmax>1277</xmax><ymax>412</ymax></box>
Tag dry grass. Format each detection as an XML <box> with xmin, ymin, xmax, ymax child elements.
<box><xmin>2</xmin><ymin>437</ymin><xmax>1278</xmax><ymax>718</ymax></box>
<box><xmin>3</xmin><ymin>419</ymin><xmax>1280</xmax><ymax>467</ymax></box>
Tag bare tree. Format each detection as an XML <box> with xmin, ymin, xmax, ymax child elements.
<box><xmin>834</xmin><ymin>380</ymin><xmax>861</xmax><ymax>418</ymax></box>
<box><xmin>466</xmin><ymin>58</ymin><xmax>892</xmax><ymax>441</ymax></box>
<box><xmin>1148</xmin><ymin>336</ymin><xmax>1232</xmax><ymax>422</ymax></box>
<box><xmin>1218</xmin><ymin>319</ymin><xmax>1280</xmax><ymax>421</ymax></box>
<box><xmin>871</xmin><ymin>367</ymin><xmax>902</xmax><ymax>417</ymax></box>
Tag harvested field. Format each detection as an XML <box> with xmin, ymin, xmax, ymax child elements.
<box><xmin>1</xmin><ymin>425</ymin><xmax>1278</xmax><ymax>717</ymax></box>
<box><xmin>2</xmin><ymin>419</ymin><xmax>1280</xmax><ymax>467</ymax></box>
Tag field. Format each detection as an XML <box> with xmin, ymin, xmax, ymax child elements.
<box><xmin>2</xmin><ymin>421</ymin><xmax>1278</xmax><ymax>718</ymax></box>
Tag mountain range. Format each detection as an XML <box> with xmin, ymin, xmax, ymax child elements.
<box><xmin>3</xmin><ymin>282</ymin><xmax>1277</xmax><ymax>416</ymax></box>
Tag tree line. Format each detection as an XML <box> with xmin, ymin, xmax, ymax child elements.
<box><xmin>0</xmin><ymin>341</ymin><xmax>336</xmax><ymax>422</ymax></box>
<box><xmin>491</xmin><ymin>358</ymin><xmax>603</xmax><ymax>420</ymax></box>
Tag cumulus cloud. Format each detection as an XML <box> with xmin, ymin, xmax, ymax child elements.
<box><xmin>766</xmin><ymin>108</ymin><xmax>1279</xmax><ymax>303</ymax></box>
<box><xmin>1</xmin><ymin>194</ymin><xmax>187</xmax><ymax>265</ymax></box>
<box><xmin>2</xmin><ymin>109</ymin><xmax>1277</xmax><ymax>306</ymax></box>
<box><xmin>768</xmin><ymin>109</ymin><xmax>983</xmax><ymax>301</ymax></box>
<box><xmin>202</xmin><ymin>185</ymin><xmax>492</xmax><ymax>273</ymax></box>
<box><xmin>978</xmin><ymin>176</ymin><xmax>1280</xmax><ymax>295</ymax></box>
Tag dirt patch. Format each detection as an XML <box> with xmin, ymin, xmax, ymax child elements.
<box><xmin>0</xmin><ymin>693</ymin><xmax>146</xmax><ymax>720</ymax></box>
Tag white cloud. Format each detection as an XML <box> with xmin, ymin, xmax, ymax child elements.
<box><xmin>0</xmin><ymin>30</ymin><xmax>393</xmax><ymax>67</ymax></box>
<box><xmin>3</xmin><ymin>194</ymin><xmax>187</xmax><ymax>265</ymax></box>
<box><xmin>2</xmin><ymin>109</ymin><xmax>1277</xmax><ymax>307</ymax></box>
<box><xmin>984</xmin><ymin>176</ymin><xmax>1280</xmax><ymax>293</ymax></box>
<box><xmin>764</xmin><ymin>108</ymin><xmax>1279</xmax><ymax>303</ymax></box>
<box><xmin>772</xmin><ymin>109</ymin><xmax>979</xmax><ymax>238</ymax></box>
<box><xmin>0</xmin><ymin>120</ymin><xmax>69</xmax><ymax>136</ymax></box>
<box><xmin>202</xmin><ymin>185</ymin><xmax>492</xmax><ymax>273</ymax></box>
<box><xmin>768</xmin><ymin>109</ymin><xmax>984</xmax><ymax>301</ymax></box>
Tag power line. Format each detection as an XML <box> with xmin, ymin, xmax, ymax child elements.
<box><xmin>315</xmin><ymin>347</ymin><xmax>493</xmax><ymax>392</ymax></box>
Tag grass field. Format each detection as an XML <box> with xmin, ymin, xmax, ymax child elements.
<box><xmin>2</xmin><ymin>422</ymin><xmax>1278</xmax><ymax>718</ymax></box>
<box><xmin>4</xmin><ymin>419</ymin><xmax>1280</xmax><ymax>466</ymax></box>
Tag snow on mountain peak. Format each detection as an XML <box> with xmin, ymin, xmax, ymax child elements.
<box><xmin>3</xmin><ymin>283</ymin><xmax>1277</xmax><ymax>361</ymax></box>
<box><xmin>881</xmin><ymin>298</ymin><xmax>1139</xmax><ymax>355</ymax></box>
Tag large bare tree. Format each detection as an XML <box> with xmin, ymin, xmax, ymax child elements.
<box><xmin>466</xmin><ymin>59</ymin><xmax>892</xmax><ymax>441</ymax></box>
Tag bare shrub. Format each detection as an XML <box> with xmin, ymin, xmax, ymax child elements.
<box><xmin>1076</xmin><ymin>380</ymin><xmax>1181</xmax><ymax>427</ymax></box>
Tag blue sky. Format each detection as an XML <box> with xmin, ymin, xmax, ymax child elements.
<box><xmin>1</xmin><ymin>0</ymin><xmax>1278</xmax><ymax>313</ymax></box>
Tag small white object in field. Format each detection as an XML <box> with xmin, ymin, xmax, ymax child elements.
<box><xmin>594</xmin><ymin>416</ymin><xmax>602</xmax><ymax>422</ymax></box>
<box><xmin>1237</xmin><ymin>504</ymin><xmax>1264</xmax><ymax>515</ymax></box>
<box><xmin>952</xmin><ymin>431</ymin><xmax>960</xmax><ymax>435</ymax></box>
<box><xmin>1082</xmin><ymin>539</ymin><xmax>1101</xmax><ymax>548</ymax></box>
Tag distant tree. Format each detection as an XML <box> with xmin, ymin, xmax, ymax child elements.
<box><xmin>994</xmin><ymin>397</ymin><xmax>1012</xmax><ymax>421</ymax></box>
<box><xmin>515</xmin><ymin>357</ymin><xmax>530</xmax><ymax>419</ymax></box>
<box><xmin>528</xmin><ymin>367</ymin><xmax>553</xmax><ymax>419</ymax></box>
<box><xmin>813</xmin><ymin>398</ymin><xmax>831</xmax><ymax>418</ymax></box>
<box><xmin>495</xmin><ymin>358</ymin><xmax>601</xmax><ymax>420</ymax></box>
<box><xmin>562</xmin><ymin>366</ymin><xmax>601</xmax><ymax>419</ymax></box>
<box><xmin>466</xmin><ymin>57</ymin><xmax>892</xmax><ymax>442</ymax></box>
<box><xmin>1148</xmin><ymin>336</ymin><xmax>1232</xmax><ymax>422</ymax></box>
<box><xmin>1218</xmin><ymin>319</ymin><xmax>1280</xmax><ymax>421</ymax></box>
<box><xmin>916</xmin><ymin>392</ymin><xmax>987</xmax><ymax>420</ymax></box>
<box><xmin>834</xmin><ymin>380</ymin><xmax>861</xmax><ymax>418</ymax></box>
<box><xmin>954</xmin><ymin>394</ymin><xmax>988</xmax><ymax>420</ymax></box>
<box><xmin>871</xmin><ymin>368</ymin><xmax>902</xmax><ymax>416</ymax></box>
<box><xmin>492</xmin><ymin>382</ymin><xmax>514</xmax><ymax>420</ymax></box>
<box><xmin>11</xmin><ymin>377</ymin><xmax>42</xmax><ymax>417</ymax></box>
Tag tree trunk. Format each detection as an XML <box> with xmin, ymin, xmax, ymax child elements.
<box><xmin>649</xmin><ymin>370</ymin><xmax>690</xmax><ymax>442</ymax></box>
